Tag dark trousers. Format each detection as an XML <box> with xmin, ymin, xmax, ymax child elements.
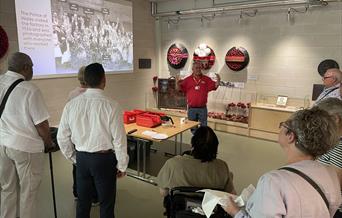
<box><xmin>188</xmin><ymin>107</ymin><xmax>207</xmax><ymax>134</ymax></box>
<box><xmin>76</xmin><ymin>151</ymin><xmax>118</xmax><ymax>218</ymax></box>
<box><xmin>73</xmin><ymin>164</ymin><xmax>98</xmax><ymax>201</ymax></box>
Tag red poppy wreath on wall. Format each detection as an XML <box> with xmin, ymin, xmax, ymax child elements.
<box><xmin>167</xmin><ymin>43</ymin><xmax>188</xmax><ymax>69</ymax></box>
<box><xmin>0</xmin><ymin>26</ymin><xmax>9</xmax><ymax>60</ymax></box>
<box><xmin>225</xmin><ymin>47</ymin><xmax>249</xmax><ymax>71</ymax></box>
<box><xmin>193</xmin><ymin>44</ymin><xmax>215</xmax><ymax>70</ymax></box>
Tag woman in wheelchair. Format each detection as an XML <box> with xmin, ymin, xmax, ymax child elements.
<box><xmin>224</xmin><ymin>108</ymin><xmax>342</xmax><ymax>218</ymax></box>
<box><xmin>157</xmin><ymin>126</ymin><xmax>236</xmax><ymax>216</ymax></box>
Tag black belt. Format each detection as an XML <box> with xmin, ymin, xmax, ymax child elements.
<box><xmin>189</xmin><ymin>106</ymin><xmax>206</xmax><ymax>109</ymax></box>
<box><xmin>77</xmin><ymin>149</ymin><xmax>113</xmax><ymax>154</ymax></box>
<box><xmin>94</xmin><ymin>149</ymin><xmax>113</xmax><ymax>154</ymax></box>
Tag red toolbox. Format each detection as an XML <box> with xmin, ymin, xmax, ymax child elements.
<box><xmin>123</xmin><ymin>110</ymin><xmax>145</xmax><ymax>124</ymax></box>
<box><xmin>136</xmin><ymin>113</ymin><xmax>162</xmax><ymax>127</ymax></box>
<box><xmin>145</xmin><ymin>111</ymin><xmax>166</xmax><ymax>117</ymax></box>
<box><xmin>124</xmin><ymin>112</ymin><xmax>136</xmax><ymax>124</ymax></box>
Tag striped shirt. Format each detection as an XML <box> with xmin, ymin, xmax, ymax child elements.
<box><xmin>318</xmin><ymin>138</ymin><xmax>342</xmax><ymax>211</ymax></box>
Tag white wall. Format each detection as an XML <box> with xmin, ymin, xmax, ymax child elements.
<box><xmin>156</xmin><ymin>1</ymin><xmax>342</xmax><ymax>107</ymax></box>
<box><xmin>0</xmin><ymin>0</ymin><xmax>156</xmax><ymax>125</ymax></box>
<box><xmin>154</xmin><ymin>0</ymin><xmax>341</xmax><ymax>192</ymax></box>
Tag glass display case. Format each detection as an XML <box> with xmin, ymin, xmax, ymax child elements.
<box><xmin>206</xmin><ymin>86</ymin><xmax>256</xmax><ymax>124</ymax></box>
<box><xmin>145</xmin><ymin>78</ymin><xmax>187</xmax><ymax>110</ymax></box>
<box><xmin>254</xmin><ymin>94</ymin><xmax>310</xmax><ymax>111</ymax></box>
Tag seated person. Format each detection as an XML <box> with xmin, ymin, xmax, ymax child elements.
<box><xmin>157</xmin><ymin>125</ymin><xmax>236</xmax><ymax>196</ymax></box>
<box><xmin>224</xmin><ymin>108</ymin><xmax>342</xmax><ymax>217</ymax></box>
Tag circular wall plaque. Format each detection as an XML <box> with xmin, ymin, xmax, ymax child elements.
<box><xmin>167</xmin><ymin>43</ymin><xmax>188</xmax><ymax>69</ymax></box>
<box><xmin>225</xmin><ymin>47</ymin><xmax>249</xmax><ymax>71</ymax></box>
<box><xmin>317</xmin><ymin>59</ymin><xmax>339</xmax><ymax>77</ymax></box>
<box><xmin>0</xmin><ymin>26</ymin><xmax>9</xmax><ymax>60</ymax></box>
<box><xmin>193</xmin><ymin>44</ymin><xmax>215</xmax><ymax>70</ymax></box>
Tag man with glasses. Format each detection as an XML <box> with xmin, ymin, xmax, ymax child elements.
<box><xmin>315</xmin><ymin>68</ymin><xmax>341</xmax><ymax>104</ymax></box>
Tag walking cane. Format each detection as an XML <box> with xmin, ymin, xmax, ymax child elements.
<box><xmin>48</xmin><ymin>127</ymin><xmax>60</xmax><ymax>218</ymax></box>
<box><xmin>49</xmin><ymin>152</ymin><xmax>57</xmax><ymax>218</ymax></box>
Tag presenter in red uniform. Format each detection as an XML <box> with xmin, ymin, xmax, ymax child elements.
<box><xmin>179</xmin><ymin>61</ymin><xmax>220</xmax><ymax>133</ymax></box>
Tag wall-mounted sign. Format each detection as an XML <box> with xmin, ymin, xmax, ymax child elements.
<box><xmin>0</xmin><ymin>26</ymin><xmax>9</xmax><ymax>60</ymax></box>
<box><xmin>225</xmin><ymin>47</ymin><xmax>249</xmax><ymax>71</ymax></box>
<box><xmin>167</xmin><ymin>43</ymin><xmax>188</xmax><ymax>69</ymax></box>
<box><xmin>193</xmin><ymin>44</ymin><xmax>215</xmax><ymax>70</ymax></box>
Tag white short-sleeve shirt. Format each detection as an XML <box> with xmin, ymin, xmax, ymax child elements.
<box><xmin>0</xmin><ymin>71</ymin><xmax>50</xmax><ymax>153</ymax></box>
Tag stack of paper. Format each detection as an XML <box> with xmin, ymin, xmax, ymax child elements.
<box><xmin>141</xmin><ymin>130</ymin><xmax>168</xmax><ymax>140</ymax></box>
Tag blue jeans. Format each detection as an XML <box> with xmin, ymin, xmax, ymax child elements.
<box><xmin>188</xmin><ymin>107</ymin><xmax>207</xmax><ymax>134</ymax></box>
<box><xmin>76</xmin><ymin>151</ymin><xmax>117</xmax><ymax>218</ymax></box>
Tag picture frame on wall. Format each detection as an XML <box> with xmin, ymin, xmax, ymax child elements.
<box><xmin>276</xmin><ymin>95</ymin><xmax>288</xmax><ymax>107</ymax></box>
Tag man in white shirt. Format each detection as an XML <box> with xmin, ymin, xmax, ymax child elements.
<box><xmin>57</xmin><ymin>63</ymin><xmax>128</xmax><ymax>218</ymax></box>
<box><xmin>315</xmin><ymin>68</ymin><xmax>342</xmax><ymax>104</ymax></box>
<box><xmin>0</xmin><ymin>52</ymin><xmax>54</xmax><ymax>218</ymax></box>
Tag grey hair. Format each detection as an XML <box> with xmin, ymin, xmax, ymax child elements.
<box><xmin>77</xmin><ymin>66</ymin><xmax>86</xmax><ymax>85</ymax></box>
<box><xmin>286</xmin><ymin>108</ymin><xmax>339</xmax><ymax>158</ymax></box>
<box><xmin>314</xmin><ymin>98</ymin><xmax>342</xmax><ymax>126</ymax></box>
<box><xmin>7</xmin><ymin>52</ymin><xmax>32</xmax><ymax>73</ymax></box>
<box><xmin>326</xmin><ymin>68</ymin><xmax>342</xmax><ymax>82</ymax></box>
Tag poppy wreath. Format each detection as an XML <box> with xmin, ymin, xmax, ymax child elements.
<box><xmin>0</xmin><ymin>25</ymin><xmax>9</xmax><ymax>59</ymax></box>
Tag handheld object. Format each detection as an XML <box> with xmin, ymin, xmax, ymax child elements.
<box><xmin>128</xmin><ymin>129</ymin><xmax>138</xmax><ymax>134</ymax></box>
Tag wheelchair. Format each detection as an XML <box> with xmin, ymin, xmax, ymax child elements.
<box><xmin>164</xmin><ymin>186</ymin><xmax>232</xmax><ymax>218</ymax></box>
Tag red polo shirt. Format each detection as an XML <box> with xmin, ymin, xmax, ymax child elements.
<box><xmin>179</xmin><ymin>74</ymin><xmax>217</xmax><ymax>108</ymax></box>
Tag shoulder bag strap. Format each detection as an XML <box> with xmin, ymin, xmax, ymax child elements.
<box><xmin>279</xmin><ymin>167</ymin><xmax>329</xmax><ymax>210</ymax></box>
<box><xmin>0</xmin><ymin>79</ymin><xmax>24</xmax><ymax>118</ymax></box>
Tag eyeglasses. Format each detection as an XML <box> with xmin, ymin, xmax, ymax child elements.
<box><xmin>279</xmin><ymin>122</ymin><xmax>295</xmax><ymax>134</ymax></box>
<box><xmin>279</xmin><ymin>121</ymin><xmax>298</xmax><ymax>142</ymax></box>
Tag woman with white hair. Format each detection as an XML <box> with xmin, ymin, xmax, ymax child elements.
<box><xmin>224</xmin><ymin>107</ymin><xmax>341</xmax><ymax>218</ymax></box>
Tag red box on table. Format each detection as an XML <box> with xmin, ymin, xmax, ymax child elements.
<box><xmin>136</xmin><ymin>112</ymin><xmax>165</xmax><ymax>128</ymax></box>
<box><xmin>123</xmin><ymin>109</ymin><xmax>145</xmax><ymax>124</ymax></box>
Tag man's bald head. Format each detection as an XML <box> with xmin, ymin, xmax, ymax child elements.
<box><xmin>8</xmin><ymin>52</ymin><xmax>33</xmax><ymax>80</ymax></box>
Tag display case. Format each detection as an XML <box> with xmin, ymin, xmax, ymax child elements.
<box><xmin>248</xmin><ymin>94</ymin><xmax>310</xmax><ymax>141</ymax></box>
<box><xmin>254</xmin><ymin>94</ymin><xmax>310</xmax><ymax>111</ymax></box>
<box><xmin>206</xmin><ymin>86</ymin><xmax>256</xmax><ymax>124</ymax></box>
<box><xmin>153</xmin><ymin>78</ymin><xmax>187</xmax><ymax>110</ymax></box>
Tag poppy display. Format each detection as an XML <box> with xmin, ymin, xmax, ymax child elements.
<box><xmin>167</xmin><ymin>43</ymin><xmax>188</xmax><ymax>69</ymax></box>
<box><xmin>225</xmin><ymin>47</ymin><xmax>249</xmax><ymax>71</ymax></box>
<box><xmin>0</xmin><ymin>26</ymin><xmax>9</xmax><ymax>60</ymax></box>
<box><xmin>193</xmin><ymin>44</ymin><xmax>215</xmax><ymax>70</ymax></box>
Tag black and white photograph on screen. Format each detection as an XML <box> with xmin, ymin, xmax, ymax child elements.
<box><xmin>51</xmin><ymin>0</ymin><xmax>133</xmax><ymax>73</ymax></box>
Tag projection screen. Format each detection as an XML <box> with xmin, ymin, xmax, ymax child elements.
<box><xmin>15</xmin><ymin>0</ymin><xmax>133</xmax><ymax>78</ymax></box>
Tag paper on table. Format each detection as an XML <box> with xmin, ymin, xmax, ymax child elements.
<box><xmin>152</xmin><ymin>133</ymin><xmax>168</xmax><ymax>140</ymax></box>
<box><xmin>141</xmin><ymin>130</ymin><xmax>168</xmax><ymax>140</ymax></box>
<box><xmin>200</xmin><ymin>184</ymin><xmax>255</xmax><ymax>218</ymax></box>
<box><xmin>141</xmin><ymin>130</ymin><xmax>156</xmax><ymax>137</ymax></box>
